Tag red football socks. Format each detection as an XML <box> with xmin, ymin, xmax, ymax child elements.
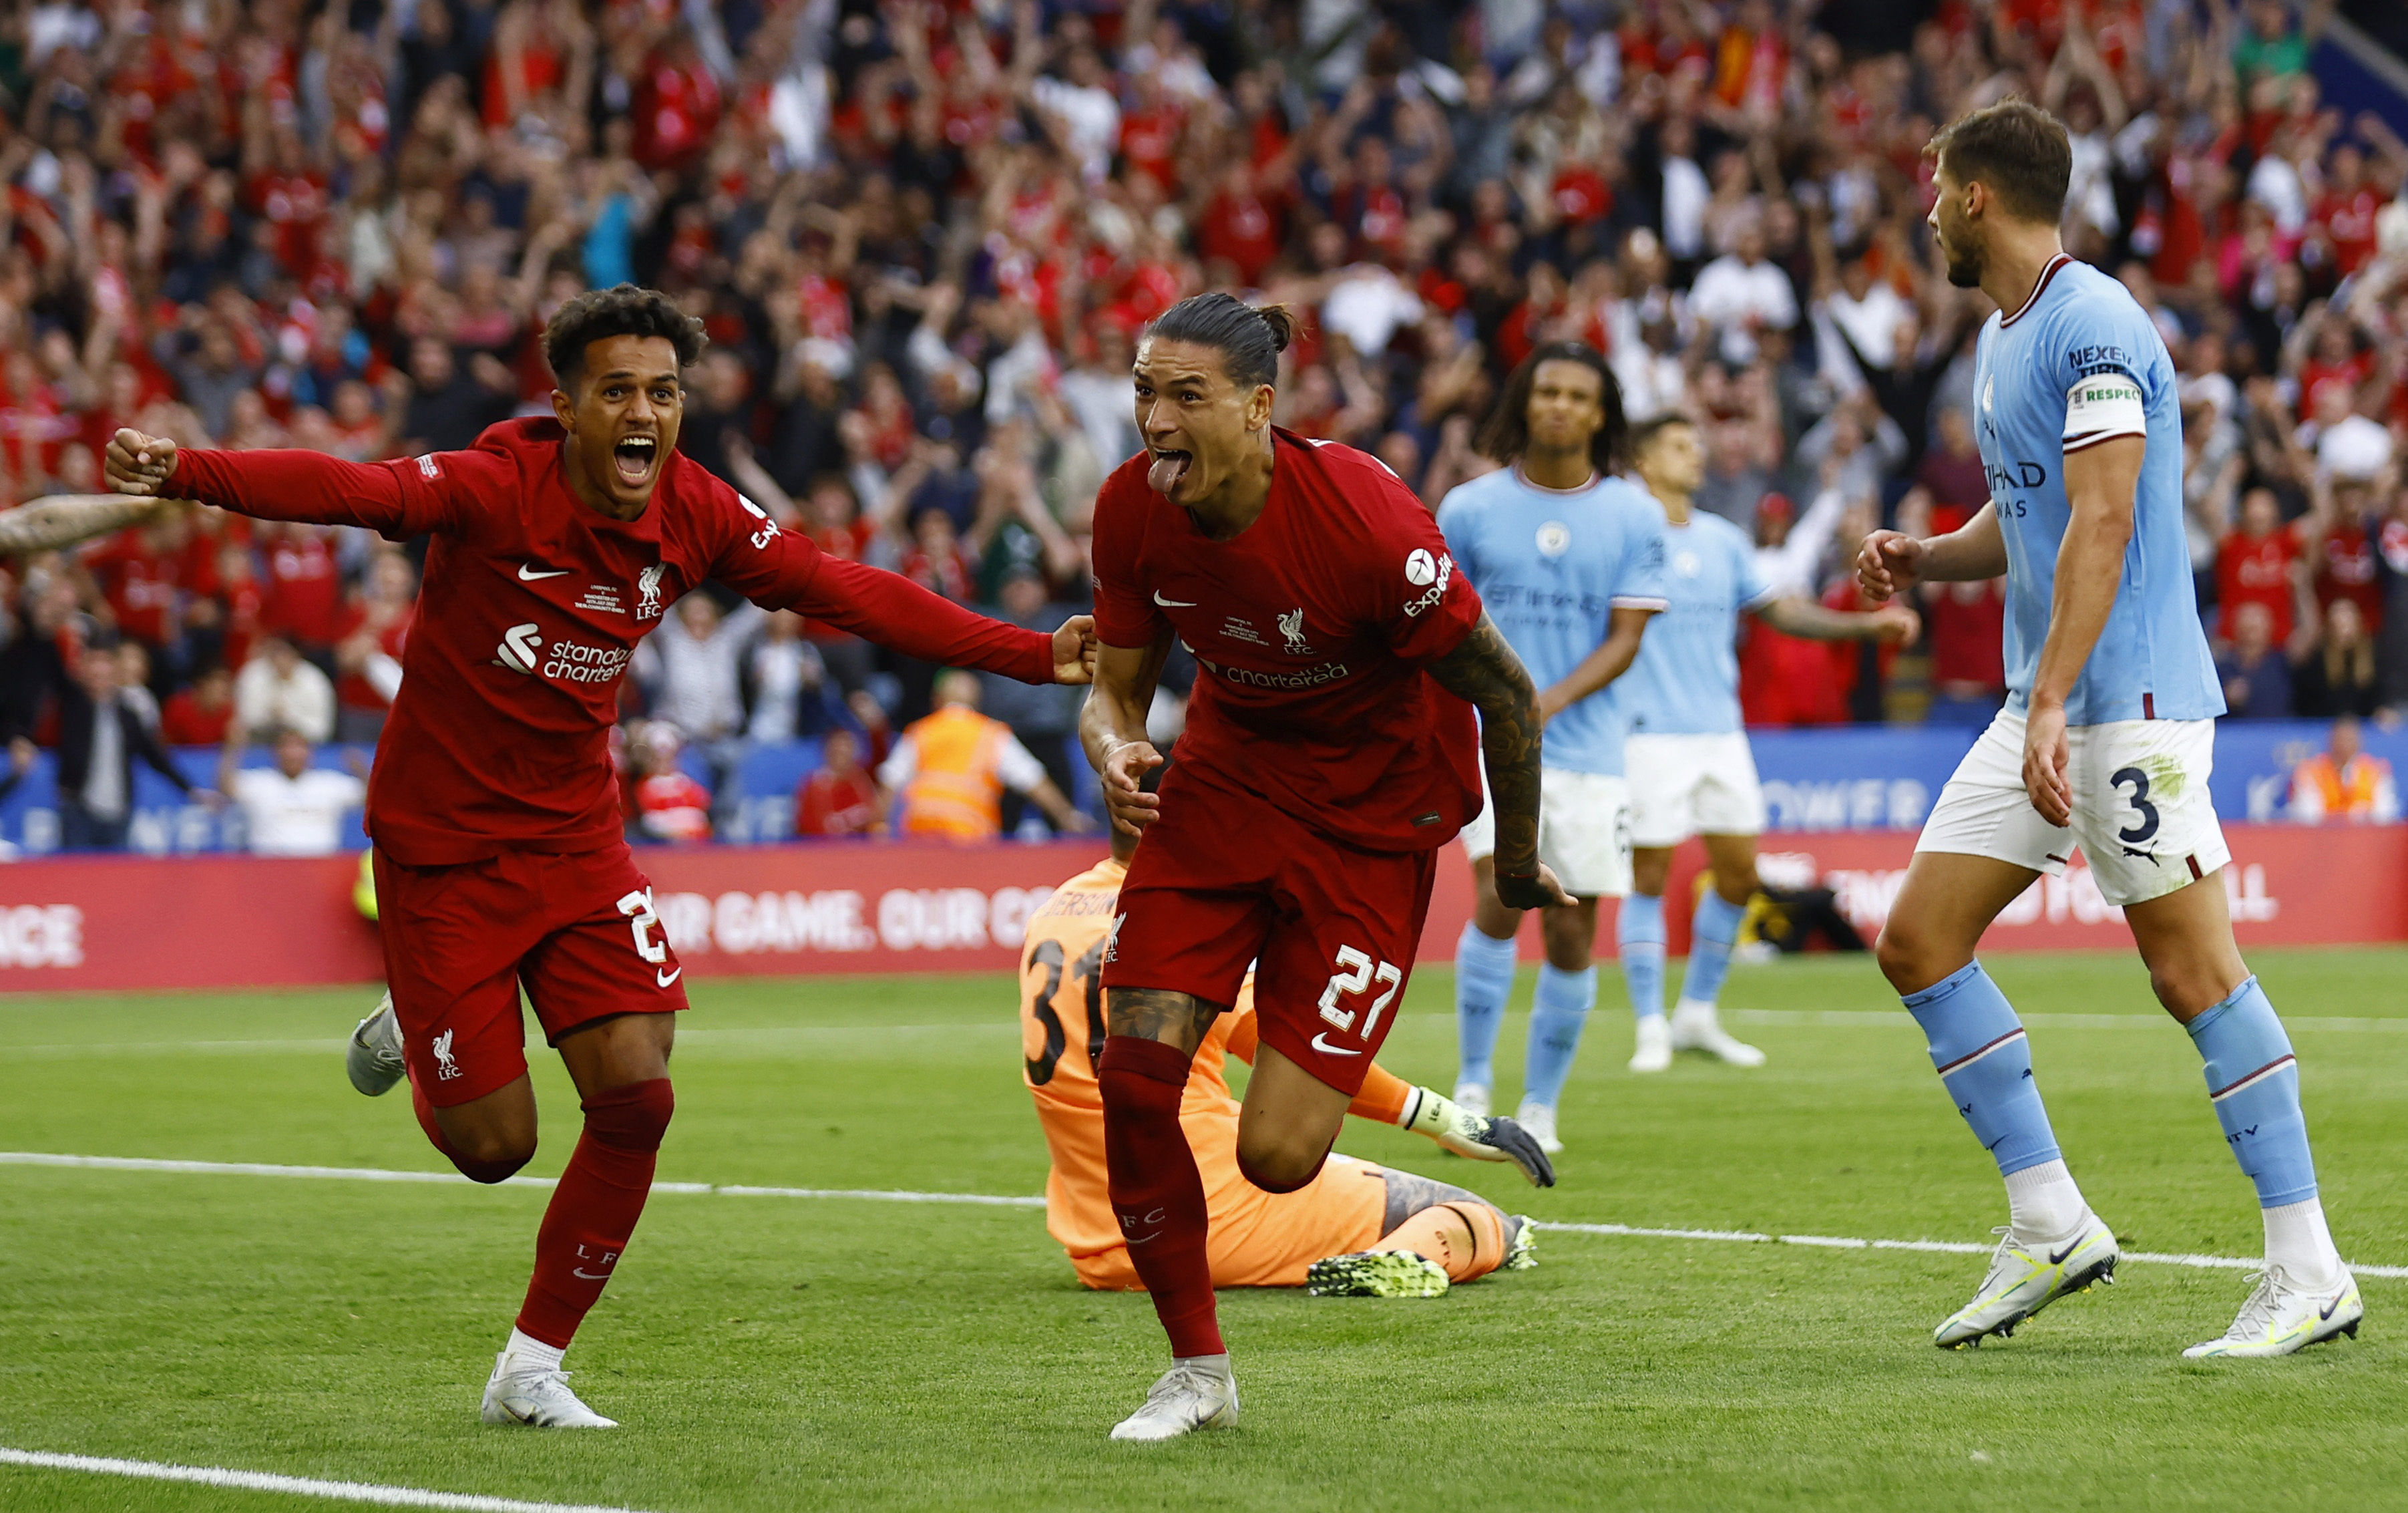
<box><xmin>1098</xmin><ymin>1036</ymin><xmax>1223</xmax><ymax>1357</ymax></box>
<box><xmin>515</xmin><ymin>1077</ymin><xmax>674</xmax><ymax>1350</ymax></box>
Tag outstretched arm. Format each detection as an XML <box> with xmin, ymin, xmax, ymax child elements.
<box><xmin>1426</xmin><ymin>613</ymin><xmax>1575</xmax><ymax>910</ymax></box>
<box><xmin>0</xmin><ymin>494</ymin><xmax>172</xmax><ymax>554</ymax></box>
<box><xmin>106</xmin><ymin>428</ymin><xmax>451</xmax><ymax>535</ymax></box>
<box><xmin>1756</xmin><ymin>595</ymin><xmax>1921</xmax><ymax>645</ymax></box>
<box><xmin>775</xmin><ymin>552</ymin><xmax>1094</xmax><ymax>687</ymax></box>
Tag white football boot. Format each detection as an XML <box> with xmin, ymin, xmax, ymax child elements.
<box><xmin>346</xmin><ymin>992</ymin><xmax>405</xmax><ymax>1096</ymax></box>
<box><xmin>1668</xmin><ymin>1000</ymin><xmax>1766</xmax><ymax>1067</ymax></box>
<box><xmin>1934</xmin><ymin>1212</ymin><xmax>2120</xmax><ymax>1348</ymax></box>
<box><xmin>1450</xmin><ymin>1081</ymin><xmax>1490</xmax><ymax>1119</ymax></box>
<box><xmin>1513</xmin><ymin>1100</ymin><xmax>1564</xmax><ymax>1155</ymax></box>
<box><xmin>1109</xmin><ymin>1360</ymin><xmax>1239</xmax><ymax>1442</ymax></box>
<box><xmin>1628</xmin><ymin>1015</ymin><xmax>1672</xmax><ymax>1073</ymax></box>
<box><xmin>480</xmin><ymin>1353</ymin><xmax>619</xmax><ymax>1428</ymax></box>
<box><xmin>2182</xmin><ymin>1266</ymin><xmax>2362</xmax><ymax>1359</ymax></box>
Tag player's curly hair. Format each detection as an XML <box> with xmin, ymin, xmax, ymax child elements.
<box><xmin>1476</xmin><ymin>341</ymin><xmax>1629</xmax><ymax>472</ymax></box>
<box><xmin>543</xmin><ymin>285</ymin><xmax>709</xmax><ymax>386</ymax></box>
<box><xmin>1146</xmin><ymin>293</ymin><xmax>1297</xmax><ymax>390</ymax></box>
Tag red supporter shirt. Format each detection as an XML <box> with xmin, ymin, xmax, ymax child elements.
<box><xmin>2216</xmin><ymin>528</ymin><xmax>2299</xmax><ymax>643</ymax></box>
<box><xmin>85</xmin><ymin>529</ymin><xmax>180</xmax><ymax>645</ymax></box>
<box><xmin>2313</xmin><ymin>517</ymin><xmax>2382</xmax><ymax>629</ymax></box>
<box><xmin>262</xmin><ymin>527</ymin><xmax>345</xmax><ymax>646</ymax></box>
<box><xmin>165</xmin><ymin>417</ymin><xmax>1054</xmax><ymax>866</ymax></box>
<box><xmin>1925</xmin><ymin>578</ymin><xmax>2007</xmax><ymax>690</ymax></box>
<box><xmin>1089</xmin><ymin>430</ymin><xmax>1484</xmax><ymax>852</ymax></box>
<box><xmin>797</xmin><ymin>768</ymin><xmax>880</xmax><ymax>836</ymax></box>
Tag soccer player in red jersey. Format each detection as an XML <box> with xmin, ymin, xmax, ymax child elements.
<box><xmin>1080</xmin><ymin>293</ymin><xmax>1569</xmax><ymax>1440</ymax></box>
<box><xmin>104</xmin><ymin>286</ymin><xmax>1096</xmax><ymax>1429</ymax></box>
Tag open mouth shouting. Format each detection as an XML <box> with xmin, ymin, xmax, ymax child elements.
<box><xmin>612</xmin><ymin>434</ymin><xmax>660</xmax><ymax>488</ymax></box>
<box><xmin>1147</xmin><ymin>446</ymin><xmax>1193</xmax><ymax>497</ymax></box>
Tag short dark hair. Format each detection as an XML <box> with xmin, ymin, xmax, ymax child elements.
<box><xmin>1145</xmin><ymin>293</ymin><xmax>1297</xmax><ymax>390</ymax></box>
<box><xmin>543</xmin><ymin>284</ymin><xmax>709</xmax><ymax>387</ymax></box>
<box><xmin>1627</xmin><ymin>413</ymin><xmax>1696</xmax><ymax>460</ymax></box>
<box><xmin>1929</xmin><ymin>101</ymin><xmax>2071</xmax><ymax>224</ymax></box>
<box><xmin>1475</xmin><ymin>341</ymin><xmax>1629</xmax><ymax>471</ymax></box>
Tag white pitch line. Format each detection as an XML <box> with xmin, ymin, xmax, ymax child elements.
<box><xmin>10</xmin><ymin>1148</ymin><xmax>2402</xmax><ymax>1276</ymax></box>
<box><xmin>0</xmin><ymin>1447</ymin><xmax>656</xmax><ymax>1513</ymax></box>
<box><xmin>0</xmin><ymin>1151</ymin><xmax>1046</xmax><ymax>1208</ymax></box>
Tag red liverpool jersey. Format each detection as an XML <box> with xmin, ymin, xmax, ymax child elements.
<box><xmin>1090</xmin><ymin>428</ymin><xmax>1484</xmax><ymax>852</ymax></box>
<box><xmin>166</xmin><ymin>417</ymin><xmax>1053</xmax><ymax>864</ymax></box>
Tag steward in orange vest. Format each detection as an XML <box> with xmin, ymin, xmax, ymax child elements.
<box><xmin>880</xmin><ymin>671</ymin><xmax>1094</xmax><ymax>840</ymax></box>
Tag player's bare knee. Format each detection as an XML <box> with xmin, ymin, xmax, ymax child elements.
<box><xmin>1874</xmin><ymin>918</ymin><xmax>1950</xmax><ymax>995</ymax></box>
<box><xmin>1539</xmin><ymin>902</ymin><xmax>1596</xmax><ymax>969</ymax></box>
<box><xmin>1235</xmin><ymin>1136</ymin><xmax>1325</xmax><ymax>1194</ymax></box>
<box><xmin>445</xmin><ymin>1127</ymin><xmax>536</xmax><ymax>1183</ymax></box>
<box><xmin>1714</xmin><ymin>864</ymin><xmax>1759</xmax><ymax>904</ymax></box>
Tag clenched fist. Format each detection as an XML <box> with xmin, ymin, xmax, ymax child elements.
<box><xmin>105</xmin><ymin>429</ymin><xmax>180</xmax><ymax>496</ymax></box>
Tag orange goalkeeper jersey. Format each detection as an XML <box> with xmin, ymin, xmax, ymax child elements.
<box><xmin>1018</xmin><ymin>856</ymin><xmax>1388</xmax><ymax>1287</ymax></box>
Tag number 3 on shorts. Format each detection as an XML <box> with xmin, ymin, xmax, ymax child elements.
<box><xmin>617</xmin><ymin>888</ymin><xmax>668</xmax><ymax>965</ymax></box>
<box><xmin>1318</xmin><ymin>946</ymin><xmax>1403</xmax><ymax>1037</ymax></box>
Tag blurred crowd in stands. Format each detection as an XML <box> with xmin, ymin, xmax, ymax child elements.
<box><xmin>0</xmin><ymin>0</ymin><xmax>2400</xmax><ymax>849</ymax></box>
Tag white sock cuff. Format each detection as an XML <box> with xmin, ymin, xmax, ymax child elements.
<box><xmin>505</xmin><ymin>1328</ymin><xmax>566</xmax><ymax>1373</ymax></box>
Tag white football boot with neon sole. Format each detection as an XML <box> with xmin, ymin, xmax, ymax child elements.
<box><xmin>1935</xmin><ymin>1212</ymin><xmax>2120</xmax><ymax>1348</ymax></box>
<box><xmin>2182</xmin><ymin>1266</ymin><xmax>2362</xmax><ymax>1359</ymax></box>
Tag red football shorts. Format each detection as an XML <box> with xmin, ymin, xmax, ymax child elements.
<box><xmin>373</xmin><ymin>843</ymin><xmax>688</xmax><ymax>1108</ymax></box>
<box><xmin>1102</xmin><ymin>767</ymin><xmax>1439</xmax><ymax>1096</ymax></box>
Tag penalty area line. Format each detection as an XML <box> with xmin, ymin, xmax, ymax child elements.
<box><xmin>9</xmin><ymin>1150</ymin><xmax>2401</xmax><ymax>1278</ymax></box>
<box><xmin>0</xmin><ymin>1446</ymin><xmax>658</xmax><ymax>1513</ymax></box>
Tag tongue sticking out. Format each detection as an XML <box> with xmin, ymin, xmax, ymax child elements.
<box><xmin>1147</xmin><ymin>451</ymin><xmax>1190</xmax><ymax>496</ymax></box>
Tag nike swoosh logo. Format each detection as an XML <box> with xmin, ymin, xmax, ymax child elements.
<box><xmin>1309</xmin><ymin>1033</ymin><xmax>1363</xmax><ymax>1057</ymax></box>
<box><xmin>572</xmin><ymin>1268</ymin><xmax>612</xmax><ymax>1280</ymax></box>
<box><xmin>656</xmin><ymin>967</ymin><xmax>682</xmax><ymax>988</ymax></box>
<box><xmin>2321</xmin><ymin>1297</ymin><xmax>2343</xmax><ymax>1321</ymax></box>
<box><xmin>518</xmin><ymin>564</ymin><xmax>569</xmax><ymax>580</ymax></box>
<box><xmin>1153</xmin><ymin>591</ymin><xmax>1197</xmax><ymax>607</ymax></box>
<box><xmin>2047</xmin><ymin>1239</ymin><xmax>2083</xmax><ymax>1265</ymax></box>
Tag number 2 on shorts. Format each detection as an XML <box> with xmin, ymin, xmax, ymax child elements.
<box><xmin>1318</xmin><ymin>946</ymin><xmax>1403</xmax><ymax>1037</ymax></box>
<box><xmin>617</xmin><ymin>888</ymin><xmax>668</xmax><ymax>964</ymax></box>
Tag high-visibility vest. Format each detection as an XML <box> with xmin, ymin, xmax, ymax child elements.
<box><xmin>899</xmin><ymin>705</ymin><xmax>1009</xmax><ymax>840</ymax></box>
<box><xmin>2295</xmin><ymin>753</ymin><xmax>2390</xmax><ymax>819</ymax></box>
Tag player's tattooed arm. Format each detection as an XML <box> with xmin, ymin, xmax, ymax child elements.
<box><xmin>1428</xmin><ymin>614</ymin><xmax>1575</xmax><ymax>910</ymax></box>
<box><xmin>1081</xmin><ymin>635</ymin><xmax>1173</xmax><ymax>834</ymax></box>
<box><xmin>0</xmin><ymin>494</ymin><xmax>176</xmax><ymax>555</ymax></box>
<box><xmin>1107</xmin><ymin>987</ymin><xmax>1226</xmax><ymax>1056</ymax></box>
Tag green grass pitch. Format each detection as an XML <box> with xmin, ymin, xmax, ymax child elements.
<box><xmin>3</xmin><ymin>947</ymin><xmax>2406</xmax><ymax>1511</ymax></box>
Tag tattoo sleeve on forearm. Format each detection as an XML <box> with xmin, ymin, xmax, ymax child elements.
<box><xmin>1429</xmin><ymin>613</ymin><xmax>1544</xmax><ymax>870</ymax></box>
<box><xmin>0</xmin><ymin>495</ymin><xmax>166</xmax><ymax>555</ymax></box>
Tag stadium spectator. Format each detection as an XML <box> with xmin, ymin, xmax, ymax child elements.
<box><xmin>878</xmin><ymin>671</ymin><xmax>1088</xmax><ymax>841</ymax></box>
<box><xmin>2216</xmin><ymin>488</ymin><xmax>2312</xmax><ymax>651</ymax></box>
<box><xmin>223</xmin><ymin>729</ymin><xmax>367</xmax><ymax>858</ymax></box>
<box><xmin>2216</xmin><ymin>603</ymin><xmax>2296</xmax><ymax>721</ymax></box>
<box><xmin>795</xmin><ymin>727</ymin><xmax>884</xmax><ymax>840</ymax></box>
<box><xmin>56</xmin><ymin>644</ymin><xmax>207</xmax><ymax>850</ymax></box>
<box><xmin>2295</xmin><ymin>597</ymin><xmax>2384</xmax><ymax>718</ymax></box>
<box><xmin>2290</xmin><ymin>714</ymin><xmax>2401</xmax><ymax>825</ymax></box>
<box><xmin>233</xmin><ymin>635</ymin><xmax>337</xmax><ymax>745</ymax></box>
<box><xmin>162</xmin><ymin>665</ymin><xmax>238</xmax><ymax>747</ymax></box>
<box><xmin>636</xmin><ymin>594</ymin><xmax>758</xmax><ymax>749</ymax></box>
<box><xmin>743</xmin><ymin>610</ymin><xmax>839</xmax><ymax>743</ymax></box>
<box><xmin>628</xmin><ymin>723</ymin><xmax>714</xmax><ymax>845</ymax></box>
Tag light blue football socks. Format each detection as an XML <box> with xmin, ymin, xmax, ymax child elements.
<box><xmin>1617</xmin><ymin>892</ymin><xmax>1666</xmax><ymax>1022</ymax></box>
<box><xmin>1453</xmin><ymin>921</ymin><xmax>1518</xmax><ymax>1091</ymax></box>
<box><xmin>1523</xmin><ymin>963</ymin><xmax>1598</xmax><ymax>1108</ymax></box>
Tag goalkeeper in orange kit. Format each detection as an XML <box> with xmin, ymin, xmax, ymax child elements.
<box><xmin>1020</xmin><ymin>833</ymin><xmax>1555</xmax><ymax>1297</ymax></box>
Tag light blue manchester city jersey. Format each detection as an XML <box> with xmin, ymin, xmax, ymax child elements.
<box><xmin>1620</xmin><ymin>506</ymin><xmax>1772</xmax><ymax>737</ymax></box>
<box><xmin>1436</xmin><ymin>467</ymin><xmax>1668</xmax><ymax>776</ymax></box>
<box><xmin>1975</xmin><ymin>255</ymin><xmax>2224</xmax><ymax>724</ymax></box>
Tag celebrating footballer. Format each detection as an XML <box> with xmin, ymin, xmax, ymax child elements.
<box><xmin>1080</xmin><ymin>292</ymin><xmax>1570</xmax><ymax>1440</ymax></box>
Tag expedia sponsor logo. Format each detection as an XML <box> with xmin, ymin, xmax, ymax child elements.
<box><xmin>1199</xmin><ymin>656</ymin><xmax>1350</xmax><ymax>689</ymax></box>
<box><xmin>1401</xmin><ymin>551</ymin><xmax>1455</xmax><ymax>617</ymax></box>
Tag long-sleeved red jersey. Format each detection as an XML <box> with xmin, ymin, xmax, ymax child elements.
<box><xmin>168</xmin><ymin>417</ymin><xmax>1055</xmax><ymax>864</ymax></box>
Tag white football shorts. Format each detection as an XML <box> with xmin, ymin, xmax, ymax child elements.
<box><xmin>1625</xmin><ymin>731</ymin><xmax>1768</xmax><ymax>848</ymax></box>
<box><xmin>1915</xmin><ymin>708</ymin><xmax>2230</xmax><ymax>908</ymax></box>
<box><xmin>1458</xmin><ymin>766</ymin><xmax>1632</xmax><ymax>899</ymax></box>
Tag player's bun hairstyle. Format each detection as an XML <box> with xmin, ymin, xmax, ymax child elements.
<box><xmin>1145</xmin><ymin>293</ymin><xmax>1296</xmax><ymax>390</ymax></box>
<box><xmin>1476</xmin><ymin>341</ymin><xmax>1629</xmax><ymax>472</ymax></box>
<box><xmin>1928</xmin><ymin>100</ymin><xmax>2072</xmax><ymax>225</ymax></box>
<box><xmin>544</xmin><ymin>285</ymin><xmax>709</xmax><ymax>386</ymax></box>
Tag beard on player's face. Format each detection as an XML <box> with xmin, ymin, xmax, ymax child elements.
<box><xmin>1932</xmin><ymin>186</ymin><xmax>1986</xmax><ymax>290</ymax></box>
